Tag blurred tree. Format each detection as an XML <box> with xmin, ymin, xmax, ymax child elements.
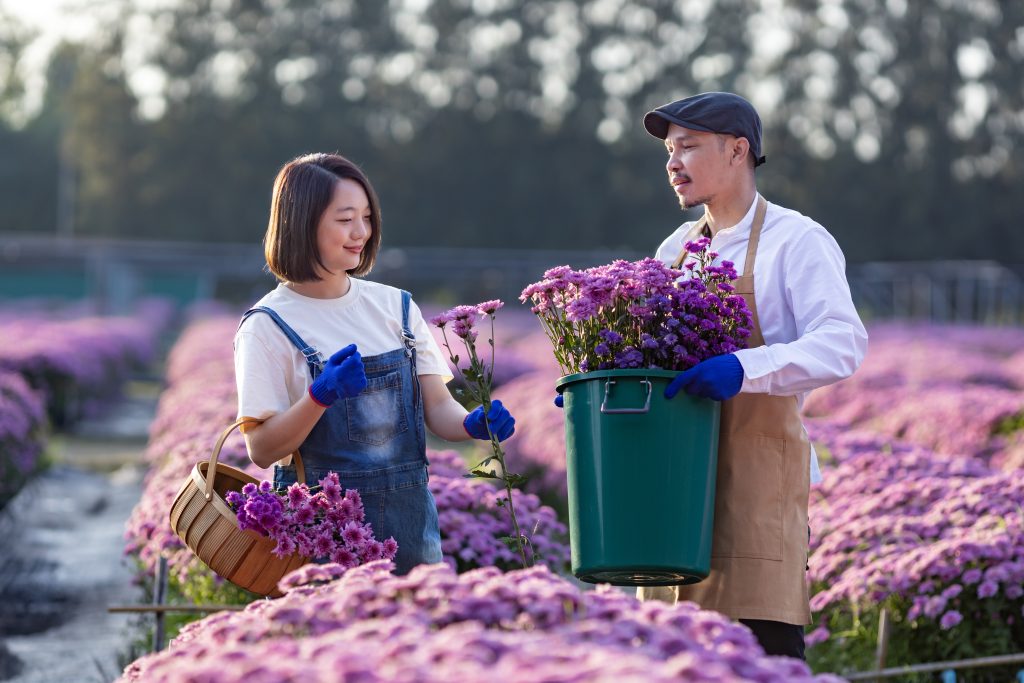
<box><xmin>0</xmin><ymin>9</ymin><xmax>58</xmax><ymax>234</ymax></box>
<box><xmin>1</xmin><ymin>0</ymin><xmax>1023</xmax><ymax>262</ymax></box>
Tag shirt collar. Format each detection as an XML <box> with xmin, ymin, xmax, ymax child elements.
<box><xmin>710</xmin><ymin>192</ymin><xmax>760</xmax><ymax>240</ymax></box>
<box><xmin>686</xmin><ymin>193</ymin><xmax>760</xmax><ymax>243</ymax></box>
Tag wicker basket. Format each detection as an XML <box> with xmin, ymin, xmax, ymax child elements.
<box><xmin>169</xmin><ymin>418</ymin><xmax>309</xmax><ymax>597</ymax></box>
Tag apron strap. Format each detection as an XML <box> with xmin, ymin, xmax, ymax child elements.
<box><xmin>743</xmin><ymin>196</ymin><xmax>768</xmax><ymax>278</ymax></box>
<box><xmin>670</xmin><ymin>214</ymin><xmax>709</xmax><ymax>269</ymax></box>
<box><xmin>239</xmin><ymin>306</ymin><xmax>324</xmax><ymax>379</ymax></box>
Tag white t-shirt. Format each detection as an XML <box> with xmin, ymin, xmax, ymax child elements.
<box><xmin>234</xmin><ymin>279</ymin><xmax>452</xmax><ymax>421</ymax></box>
<box><xmin>655</xmin><ymin>195</ymin><xmax>868</xmax><ymax>485</ymax></box>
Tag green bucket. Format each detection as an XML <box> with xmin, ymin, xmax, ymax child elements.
<box><xmin>555</xmin><ymin>369</ymin><xmax>720</xmax><ymax>586</ymax></box>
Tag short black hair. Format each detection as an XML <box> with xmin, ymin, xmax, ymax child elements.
<box><xmin>264</xmin><ymin>153</ymin><xmax>382</xmax><ymax>282</ymax></box>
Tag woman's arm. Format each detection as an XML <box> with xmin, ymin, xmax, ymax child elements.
<box><xmin>420</xmin><ymin>374</ymin><xmax>473</xmax><ymax>442</ymax></box>
<box><xmin>243</xmin><ymin>393</ymin><xmax>326</xmax><ymax>468</ymax></box>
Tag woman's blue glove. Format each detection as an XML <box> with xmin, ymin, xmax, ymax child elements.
<box><xmin>664</xmin><ymin>354</ymin><xmax>743</xmax><ymax>401</ymax></box>
<box><xmin>463</xmin><ymin>399</ymin><xmax>516</xmax><ymax>441</ymax></box>
<box><xmin>308</xmin><ymin>344</ymin><xmax>367</xmax><ymax>407</ymax></box>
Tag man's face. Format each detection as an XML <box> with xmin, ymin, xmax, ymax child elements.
<box><xmin>663</xmin><ymin>123</ymin><xmax>738</xmax><ymax>210</ymax></box>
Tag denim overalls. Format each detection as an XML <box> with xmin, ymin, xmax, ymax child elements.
<box><xmin>239</xmin><ymin>290</ymin><xmax>443</xmax><ymax>575</ymax></box>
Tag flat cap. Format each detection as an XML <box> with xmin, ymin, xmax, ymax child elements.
<box><xmin>643</xmin><ymin>92</ymin><xmax>766</xmax><ymax>167</ymax></box>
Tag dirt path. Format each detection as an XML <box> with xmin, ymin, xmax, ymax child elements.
<box><xmin>0</xmin><ymin>389</ymin><xmax>156</xmax><ymax>683</ymax></box>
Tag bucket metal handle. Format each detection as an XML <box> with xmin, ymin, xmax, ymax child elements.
<box><xmin>600</xmin><ymin>378</ymin><xmax>652</xmax><ymax>414</ymax></box>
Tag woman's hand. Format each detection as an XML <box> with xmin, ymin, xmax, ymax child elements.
<box><xmin>308</xmin><ymin>344</ymin><xmax>367</xmax><ymax>406</ymax></box>
<box><xmin>463</xmin><ymin>400</ymin><xmax>516</xmax><ymax>442</ymax></box>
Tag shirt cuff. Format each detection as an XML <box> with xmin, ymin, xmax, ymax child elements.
<box><xmin>734</xmin><ymin>346</ymin><xmax>772</xmax><ymax>394</ymax></box>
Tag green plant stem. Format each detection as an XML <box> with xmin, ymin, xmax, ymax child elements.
<box><xmin>439</xmin><ymin>320</ymin><xmax>531</xmax><ymax>569</ymax></box>
<box><xmin>467</xmin><ymin>338</ymin><xmax>530</xmax><ymax>568</ymax></box>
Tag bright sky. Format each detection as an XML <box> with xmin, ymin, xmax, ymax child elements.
<box><xmin>2</xmin><ymin>0</ymin><xmax>106</xmax><ymax>42</ymax></box>
<box><xmin>1</xmin><ymin>0</ymin><xmax>121</xmax><ymax>121</ymax></box>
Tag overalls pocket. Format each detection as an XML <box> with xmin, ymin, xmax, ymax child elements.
<box><xmin>345</xmin><ymin>369</ymin><xmax>408</xmax><ymax>446</ymax></box>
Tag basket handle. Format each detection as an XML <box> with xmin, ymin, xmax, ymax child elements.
<box><xmin>204</xmin><ymin>418</ymin><xmax>306</xmax><ymax>501</ymax></box>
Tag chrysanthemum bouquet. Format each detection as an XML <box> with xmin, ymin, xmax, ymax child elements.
<box><xmin>226</xmin><ymin>472</ymin><xmax>397</xmax><ymax>568</ymax></box>
<box><xmin>519</xmin><ymin>239</ymin><xmax>753</xmax><ymax>375</ymax></box>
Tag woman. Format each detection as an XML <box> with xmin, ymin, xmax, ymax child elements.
<box><xmin>234</xmin><ymin>152</ymin><xmax>515</xmax><ymax>574</ymax></box>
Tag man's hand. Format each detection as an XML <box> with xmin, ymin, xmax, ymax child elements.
<box><xmin>308</xmin><ymin>344</ymin><xmax>368</xmax><ymax>407</ymax></box>
<box><xmin>664</xmin><ymin>354</ymin><xmax>744</xmax><ymax>401</ymax></box>
<box><xmin>463</xmin><ymin>399</ymin><xmax>516</xmax><ymax>441</ymax></box>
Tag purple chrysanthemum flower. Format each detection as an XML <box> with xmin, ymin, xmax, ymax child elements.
<box><xmin>477</xmin><ymin>300</ymin><xmax>504</xmax><ymax>315</ymax></box>
<box><xmin>342</xmin><ymin>521</ymin><xmax>366</xmax><ymax>547</ymax></box>
<box><xmin>429</xmin><ymin>312</ymin><xmax>451</xmax><ymax>327</ymax></box>
<box><xmin>939</xmin><ymin>610</ymin><xmax>963</xmax><ymax>629</ymax></box>
<box><xmin>287</xmin><ymin>483</ymin><xmax>307</xmax><ymax>507</ymax></box>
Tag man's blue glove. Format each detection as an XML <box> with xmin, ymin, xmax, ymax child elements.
<box><xmin>464</xmin><ymin>399</ymin><xmax>516</xmax><ymax>441</ymax></box>
<box><xmin>309</xmin><ymin>344</ymin><xmax>367</xmax><ymax>407</ymax></box>
<box><xmin>554</xmin><ymin>394</ymin><xmax>564</xmax><ymax>408</ymax></box>
<box><xmin>664</xmin><ymin>354</ymin><xmax>744</xmax><ymax>401</ymax></box>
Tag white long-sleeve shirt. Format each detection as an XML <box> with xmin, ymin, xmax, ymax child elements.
<box><xmin>655</xmin><ymin>194</ymin><xmax>868</xmax><ymax>484</ymax></box>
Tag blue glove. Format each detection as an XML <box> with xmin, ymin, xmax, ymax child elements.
<box><xmin>664</xmin><ymin>354</ymin><xmax>744</xmax><ymax>401</ymax></box>
<box><xmin>554</xmin><ymin>394</ymin><xmax>563</xmax><ymax>408</ymax></box>
<box><xmin>309</xmin><ymin>344</ymin><xmax>367</xmax><ymax>407</ymax></box>
<box><xmin>463</xmin><ymin>399</ymin><xmax>516</xmax><ymax>442</ymax></box>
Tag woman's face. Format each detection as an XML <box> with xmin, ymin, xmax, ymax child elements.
<box><xmin>316</xmin><ymin>178</ymin><xmax>372</xmax><ymax>277</ymax></box>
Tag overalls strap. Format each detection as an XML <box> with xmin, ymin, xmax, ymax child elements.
<box><xmin>399</xmin><ymin>290</ymin><xmax>415</xmax><ymax>349</ymax></box>
<box><xmin>239</xmin><ymin>306</ymin><xmax>324</xmax><ymax>379</ymax></box>
<box><xmin>399</xmin><ymin>290</ymin><xmax>421</xmax><ymax>406</ymax></box>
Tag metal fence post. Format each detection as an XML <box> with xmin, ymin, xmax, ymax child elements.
<box><xmin>873</xmin><ymin>607</ymin><xmax>891</xmax><ymax>682</ymax></box>
<box><xmin>152</xmin><ymin>556</ymin><xmax>168</xmax><ymax>652</ymax></box>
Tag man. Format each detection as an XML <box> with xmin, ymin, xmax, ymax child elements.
<box><xmin>636</xmin><ymin>92</ymin><xmax>868</xmax><ymax>659</ymax></box>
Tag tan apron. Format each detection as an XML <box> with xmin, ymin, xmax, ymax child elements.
<box><xmin>638</xmin><ymin>196</ymin><xmax>812</xmax><ymax>625</ymax></box>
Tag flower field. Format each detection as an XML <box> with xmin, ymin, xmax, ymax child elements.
<box><xmin>120</xmin><ymin>307</ymin><xmax>1024</xmax><ymax>681</ymax></box>
<box><xmin>0</xmin><ymin>306</ymin><xmax>166</xmax><ymax>506</ymax></box>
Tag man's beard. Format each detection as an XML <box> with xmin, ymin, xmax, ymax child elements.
<box><xmin>680</xmin><ymin>195</ymin><xmax>711</xmax><ymax>210</ymax></box>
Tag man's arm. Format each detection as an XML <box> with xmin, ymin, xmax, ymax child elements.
<box><xmin>734</xmin><ymin>227</ymin><xmax>868</xmax><ymax>396</ymax></box>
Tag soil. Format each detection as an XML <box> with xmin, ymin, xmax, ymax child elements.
<box><xmin>0</xmin><ymin>387</ymin><xmax>156</xmax><ymax>683</ymax></box>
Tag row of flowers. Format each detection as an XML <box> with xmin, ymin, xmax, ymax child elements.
<box><xmin>123</xmin><ymin>315</ymin><xmax>570</xmax><ymax>599</ymax></box>
<box><xmin>0</xmin><ymin>303</ymin><xmax>169</xmax><ymax>507</ymax></box>
<box><xmin>120</xmin><ymin>560</ymin><xmax>841</xmax><ymax>683</ymax></box>
<box><xmin>0</xmin><ymin>304</ymin><xmax>168</xmax><ymax>428</ymax></box>
<box><xmin>0</xmin><ymin>370</ymin><xmax>47</xmax><ymax>506</ymax></box>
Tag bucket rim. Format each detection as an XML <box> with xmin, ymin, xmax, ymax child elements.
<box><xmin>555</xmin><ymin>367</ymin><xmax>680</xmax><ymax>390</ymax></box>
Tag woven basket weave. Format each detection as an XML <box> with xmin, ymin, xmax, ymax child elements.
<box><xmin>169</xmin><ymin>418</ymin><xmax>309</xmax><ymax>597</ymax></box>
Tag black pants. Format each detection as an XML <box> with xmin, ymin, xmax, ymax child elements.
<box><xmin>740</xmin><ymin>619</ymin><xmax>806</xmax><ymax>660</ymax></box>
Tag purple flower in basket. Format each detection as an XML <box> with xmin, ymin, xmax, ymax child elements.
<box><xmin>227</xmin><ymin>471</ymin><xmax>396</xmax><ymax>565</ymax></box>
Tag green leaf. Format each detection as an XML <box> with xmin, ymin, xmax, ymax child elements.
<box><xmin>505</xmin><ymin>472</ymin><xmax>529</xmax><ymax>487</ymax></box>
<box><xmin>499</xmin><ymin>535</ymin><xmax>522</xmax><ymax>549</ymax></box>
<box><xmin>465</xmin><ymin>469</ymin><xmax>499</xmax><ymax>479</ymax></box>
